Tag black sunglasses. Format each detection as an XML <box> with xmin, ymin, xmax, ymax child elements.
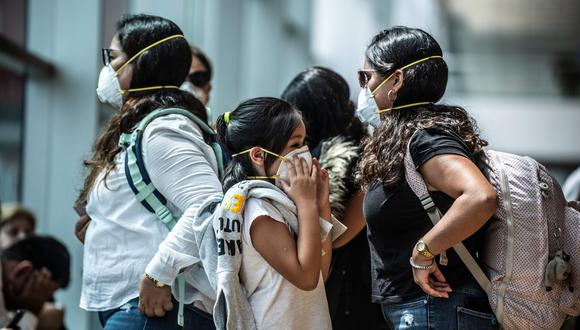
<box><xmin>187</xmin><ymin>71</ymin><xmax>211</xmax><ymax>87</ymax></box>
<box><xmin>102</xmin><ymin>48</ymin><xmax>113</xmax><ymax>66</ymax></box>
<box><xmin>357</xmin><ymin>69</ymin><xmax>377</xmax><ymax>88</ymax></box>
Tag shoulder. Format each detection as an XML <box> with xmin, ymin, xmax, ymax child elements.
<box><xmin>409</xmin><ymin>127</ymin><xmax>472</xmax><ymax>169</ymax></box>
<box><xmin>142</xmin><ymin>112</ymin><xmax>206</xmax><ymax>143</ymax></box>
<box><xmin>244</xmin><ymin>198</ymin><xmax>285</xmax><ymax>224</ymax></box>
<box><xmin>242</xmin><ymin>197</ymin><xmax>289</xmax><ymax>245</ymax></box>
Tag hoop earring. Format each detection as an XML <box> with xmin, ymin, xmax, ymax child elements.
<box><xmin>387</xmin><ymin>90</ymin><xmax>397</xmax><ymax>102</ymax></box>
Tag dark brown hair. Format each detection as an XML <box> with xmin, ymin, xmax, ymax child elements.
<box><xmin>78</xmin><ymin>14</ymin><xmax>207</xmax><ymax>203</ymax></box>
<box><xmin>356</xmin><ymin>27</ymin><xmax>488</xmax><ymax>190</ymax></box>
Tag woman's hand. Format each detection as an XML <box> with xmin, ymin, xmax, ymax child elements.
<box><xmin>410</xmin><ymin>252</ymin><xmax>452</xmax><ymax>298</ymax></box>
<box><xmin>74</xmin><ymin>215</ymin><xmax>91</xmax><ymax>244</ymax></box>
<box><xmin>73</xmin><ymin>201</ymin><xmax>91</xmax><ymax>244</ymax></box>
<box><xmin>280</xmin><ymin>156</ymin><xmax>318</xmax><ymax>209</ymax></box>
<box><xmin>138</xmin><ymin>276</ymin><xmax>173</xmax><ymax>318</ymax></box>
<box><xmin>313</xmin><ymin>158</ymin><xmax>331</xmax><ymax>220</ymax></box>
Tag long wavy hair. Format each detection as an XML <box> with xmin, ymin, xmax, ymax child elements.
<box><xmin>356</xmin><ymin>27</ymin><xmax>488</xmax><ymax>190</ymax></box>
<box><xmin>78</xmin><ymin>14</ymin><xmax>208</xmax><ymax>203</ymax></box>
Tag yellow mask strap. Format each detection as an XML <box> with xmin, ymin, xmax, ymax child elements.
<box><xmin>248</xmin><ymin>175</ymin><xmax>279</xmax><ymax>180</ymax></box>
<box><xmin>377</xmin><ymin>101</ymin><xmax>433</xmax><ymax>114</ymax></box>
<box><xmin>231</xmin><ymin>147</ymin><xmax>287</xmax><ymax>161</ymax></box>
<box><xmin>119</xmin><ymin>85</ymin><xmax>180</xmax><ymax>94</ymax></box>
<box><xmin>371</xmin><ymin>55</ymin><xmax>443</xmax><ymax>96</ymax></box>
<box><xmin>115</xmin><ymin>34</ymin><xmax>186</xmax><ymax>76</ymax></box>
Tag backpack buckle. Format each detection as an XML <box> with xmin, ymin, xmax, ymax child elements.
<box><xmin>118</xmin><ymin>132</ymin><xmax>133</xmax><ymax>149</ymax></box>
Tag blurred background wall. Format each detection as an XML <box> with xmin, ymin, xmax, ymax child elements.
<box><xmin>1</xmin><ymin>0</ymin><xmax>579</xmax><ymax>328</ymax></box>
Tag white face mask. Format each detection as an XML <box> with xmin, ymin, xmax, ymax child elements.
<box><xmin>274</xmin><ymin>145</ymin><xmax>313</xmax><ymax>189</ymax></box>
<box><xmin>180</xmin><ymin>81</ymin><xmax>208</xmax><ymax>105</ymax></box>
<box><xmin>356</xmin><ymin>86</ymin><xmax>381</xmax><ymax>131</ymax></box>
<box><xmin>96</xmin><ymin>65</ymin><xmax>123</xmax><ymax>108</ymax></box>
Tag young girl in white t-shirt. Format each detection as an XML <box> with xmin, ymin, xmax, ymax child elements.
<box><xmin>215</xmin><ymin>97</ymin><xmax>333</xmax><ymax>329</ymax></box>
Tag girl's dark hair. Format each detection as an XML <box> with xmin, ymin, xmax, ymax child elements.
<box><xmin>281</xmin><ymin>66</ymin><xmax>366</xmax><ymax>148</ymax></box>
<box><xmin>78</xmin><ymin>14</ymin><xmax>207</xmax><ymax>203</ymax></box>
<box><xmin>216</xmin><ymin>97</ymin><xmax>303</xmax><ymax>191</ymax></box>
<box><xmin>356</xmin><ymin>26</ymin><xmax>488</xmax><ymax>190</ymax></box>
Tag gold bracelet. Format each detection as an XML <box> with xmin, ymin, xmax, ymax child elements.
<box><xmin>144</xmin><ymin>273</ymin><xmax>167</xmax><ymax>288</ymax></box>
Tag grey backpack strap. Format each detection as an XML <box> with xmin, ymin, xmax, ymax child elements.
<box><xmin>404</xmin><ymin>134</ymin><xmax>492</xmax><ymax>295</ymax></box>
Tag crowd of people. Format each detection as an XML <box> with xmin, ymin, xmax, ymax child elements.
<box><xmin>2</xmin><ymin>12</ymin><xmax>572</xmax><ymax>330</ymax></box>
<box><xmin>69</xmin><ymin>13</ymin><xmax>580</xmax><ymax>330</ymax></box>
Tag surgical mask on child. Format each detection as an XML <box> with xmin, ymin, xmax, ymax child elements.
<box><xmin>232</xmin><ymin>145</ymin><xmax>313</xmax><ymax>189</ymax></box>
<box><xmin>275</xmin><ymin>146</ymin><xmax>313</xmax><ymax>188</ymax></box>
<box><xmin>96</xmin><ymin>65</ymin><xmax>123</xmax><ymax>108</ymax></box>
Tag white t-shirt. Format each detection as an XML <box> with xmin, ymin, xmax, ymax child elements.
<box><xmin>239</xmin><ymin>198</ymin><xmax>332</xmax><ymax>330</ymax></box>
<box><xmin>80</xmin><ymin>114</ymin><xmax>222</xmax><ymax>311</ymax></box>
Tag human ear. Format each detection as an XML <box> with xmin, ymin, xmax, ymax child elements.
<box><xmin>391</xmin><ymin>69</ymin><xmax>405</xmax><ymax>94</ymax></box>
<box><xmin>248</xmin><ymin>147</ymin><xmax>266</xmax><ymax>166</ymax></box>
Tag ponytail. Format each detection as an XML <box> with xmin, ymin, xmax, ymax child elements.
<box><xmin>215</xmin><ymin>97</ymin><xmax>303</xmax><ymax>192</ymax></box>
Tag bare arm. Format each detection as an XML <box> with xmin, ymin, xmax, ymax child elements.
<box><xmin>332</xmin><ymin>191</ymin><xmax>366</xmax><ymax>249</ymax></box>
<box><xmin>418</xmin><ymin>154</ymin><xmax>497</xmax><ymax>256</ymax></box>
<box><xmin>411</xmin><ymin>154</ymin><xmax>497</xmax><ymax>298</ymax></box>
<box><xmin>251</xmin><ymin>205</ymin><xmax>322</xmax><ymax>291</ymax></box>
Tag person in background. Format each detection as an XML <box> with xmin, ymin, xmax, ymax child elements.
<box><xmin>281</xmin><ymin>67</ymin><xmax>386</xmax><ymax>329</ymax></box>
<box><xmin>355</xmin><ymin>27</ymin><xmax>498</xmax><ymax>329</ymax></box>
<box><xmin>0</xmin><ymin>236</ymin><xmax>70</xmax><ymax>330</ymax></box>
<box><xmin>180</xmin><ymin>46</ymin><xmax>213</xmax><ymax>106</ymax></box>
<box><xmin>0</xmin><ymin>205</ymin><xmax>35</xmax><ymax>250</ymax></box>
<box><xmin>0</xmin><ymin>205</ymin><xmax>67</xmax><ymax>330</ymax></box>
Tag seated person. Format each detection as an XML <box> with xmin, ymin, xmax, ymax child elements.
<box><xmin>0</xmin><ymin>205</ymin><xmax>35</xmax><ymax>250</ymax></box>
<box><xmin>0</xmin><ymin>236</ymin><xmax>70</xmax><ymax>330</ymax></box>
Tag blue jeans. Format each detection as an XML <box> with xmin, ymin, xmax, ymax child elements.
<box><xmin>98</xmin><ymin>298</ymin><xmax>215</xmax><ymax>330</ymax></box>
<box><xmin>381</xmin><ymin>281</ymin><xmax>498</xmax><ymax>330</ymax></box>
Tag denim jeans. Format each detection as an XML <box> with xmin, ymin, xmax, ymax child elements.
<box><xmin>98</xmin><ymin>297</ymin><xmax>215</xmax><ymax>330</ymax></box>
<box><xmin>381</xmin><ymin>280</ymin><xmax>499</xmax><ymax>330</ymax></box>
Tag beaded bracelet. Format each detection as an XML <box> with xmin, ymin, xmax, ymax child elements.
<box><xmin>409</xmin><ymin>257</ymin><xmax>435</xmax><ymax>270</ymax></box>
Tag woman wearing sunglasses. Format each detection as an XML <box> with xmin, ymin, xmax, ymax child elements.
<box><xmin>180</xmin><ymin>46</ymin><xmax>213</xmax><ymax>106</ymax></box>
<box><xmin>77</xmin><ymin>14</ymin><xmax>221</xmax><ymax>329</ymax></box>
<box><xmin>350</xmin><ymin>27</ymin><xmax>499</xmax><ymax>329</ymax></box>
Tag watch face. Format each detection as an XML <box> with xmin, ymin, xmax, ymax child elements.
<box><xmin>417</xmin><ymin>241</ymin><xmax>426</xmax><ymax>251</ymax></box>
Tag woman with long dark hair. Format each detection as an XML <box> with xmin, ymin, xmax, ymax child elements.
<box><xmin>355</xmin><ymin>27</ymin><xmax>499</xmax><ymax>329</ymax></box>
<box><xmin>282</xmin><ymin>67</ymin><xmax>386</xmax><ymax>329</ymax></box>
<box><xmin>77</xmin><ymin>14</ymin><xmax>220</xmax><ymax>329</ymax></box>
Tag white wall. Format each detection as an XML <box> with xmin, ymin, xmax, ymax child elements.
<box><xmin>23</xmin><ymin>0</ymin><xmax>102</xmax><ymax>328</ymax></box>
<box><xmin>449</xmin><ymin>95</ymin><xmax>580</xmax><ymax>163</ymax></box>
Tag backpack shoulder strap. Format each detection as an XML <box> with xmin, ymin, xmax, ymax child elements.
<box><xmin>118</xmin><ymin>108</ymin><xmax>224</xmax><ymax>229</ymax></box>
<box><xmin>404</xmin><ymin>134</ymin><xmax>492</xmax><ymax>296</ymax></box>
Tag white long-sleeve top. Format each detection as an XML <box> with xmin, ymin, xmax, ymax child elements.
<box><xmin>80</xmin><ymin>114</ymin><xmax>222</xmax><ymax>311</ymax></box>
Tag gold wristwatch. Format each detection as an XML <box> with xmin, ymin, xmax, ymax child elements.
<box><xmin>415</xmin><ymin>240</ymin><xmax>435</xmax><ymax>259</ymax></box>
<box><xmin>145</xmin><ymin>273</ymin><xmax>167</xmax><ymax>288</ymax></box>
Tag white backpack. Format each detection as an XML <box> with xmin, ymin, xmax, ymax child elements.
<box><xmin>405</xmin><ymin>144</ymin><xmax>580</xmax><ymax>329</ymax></box>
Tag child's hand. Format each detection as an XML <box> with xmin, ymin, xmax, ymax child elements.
<box><xmin>313</xmin><ymin>158</ymin><xmax>331</xmax><ymax>219</ymax></box>
<box><xmin>280</xmin><ymin>156</ymin><xmax>318</xmax><ymax>208</ymax></box>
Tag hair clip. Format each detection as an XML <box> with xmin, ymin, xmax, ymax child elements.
<box><xmin>224</xmin><ymin>112</ymin><xmax>231</xmax><ymax>126</ymax></box>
